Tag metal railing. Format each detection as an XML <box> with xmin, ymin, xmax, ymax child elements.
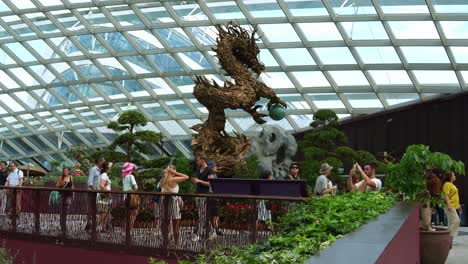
<box><xmin>0</xmin><ymin>186</ymin><xmax>305</xmax><ymax>258</ymax></box>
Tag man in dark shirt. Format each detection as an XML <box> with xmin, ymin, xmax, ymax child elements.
<box><xmin>0</xmin><ymin>161</ymin><xmax>9</xmax><ymax>215</ymax></box>
<box><xmin>191</xmin><ymin>155</ymin><xmax>214</xmax><ymax>241</ymax></box>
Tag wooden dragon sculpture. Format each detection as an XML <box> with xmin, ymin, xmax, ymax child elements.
<box><xmin>192</xmin><ymin>23</ymin><xmax>286</xmax><ymax>176</ymax></box>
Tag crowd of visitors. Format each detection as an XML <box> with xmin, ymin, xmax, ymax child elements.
<box><xmin>0</xmin><ymin>156</ymin><xmax>462</xmax><ymax>246</ymax></box>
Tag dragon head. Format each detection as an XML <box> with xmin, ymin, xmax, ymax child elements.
<box><xmin>216</xmin><ymin>23</ymin><xmax>265</xmax><ymax>75</ymax></box>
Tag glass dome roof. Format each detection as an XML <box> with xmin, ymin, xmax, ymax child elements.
<box><xmin>0</xmin><ymin>0</ymin><xmax>467</xmax><ymax>169</ymax></box>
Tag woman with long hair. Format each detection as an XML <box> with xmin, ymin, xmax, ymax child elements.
<box><xmin>55</xmin><ymin>167</ymin><xmax>74</xmax><ymax>208</ymax></box>
<box><xmin>97</xmin><ymin>162</ymin><xmax>112</xmax><ymax>232</ymax></box>
<box><xmin>160</xmin><ymin>165</ymin><xmax>189</xmax><ymax>248</ymax></box>
<box><xmin>443</xmin><ymin>171</ymin><xmax>461</xmax><ymax>244</ymax></box>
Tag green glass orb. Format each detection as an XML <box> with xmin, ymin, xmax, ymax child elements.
<box><xmin>269</xmin><ymin>104</ymin><xmax>286</xmax><ymax>121</ymax></box>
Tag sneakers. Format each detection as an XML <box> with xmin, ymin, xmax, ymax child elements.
<box><xmin>191</xmin><ymin>234</ymin><xmax>199</xmax><ymax>242</ymax></box>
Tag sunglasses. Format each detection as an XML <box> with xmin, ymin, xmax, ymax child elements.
<box><xmin>291</xmin><ymin>166</ymin><xmax>299</xmax><ymax>169</ymax></box>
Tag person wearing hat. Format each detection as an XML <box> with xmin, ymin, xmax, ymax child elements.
<box><xmin>122</xmin><ymin>162</ymin><xmax>139</xmax><ymax>229</ymax></box>
<box><xmin>347</xmin><ymin>162</ymin><xmax>382</xmax><ymax>192</ymax></box>
<box><xmin>314</xmin><ymin>163</ymin><xmax>337</xmax><ymax>196</ymax></box>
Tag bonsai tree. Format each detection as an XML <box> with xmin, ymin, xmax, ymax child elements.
<box><xmin>299</xmin><ymin>109</ymin><xmax>387</xmax><ymax>188</ymax></box>
<box><xmin>385</xmin><ymin>144</ymin><xmax>464</xmax><ymax>230</ymax></box>
<box><xmin>107</xmin><ymin>110</ymin><xmax>162</xmax><ymax>162</ymax></box>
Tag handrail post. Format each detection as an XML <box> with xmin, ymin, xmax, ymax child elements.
<box><xmin>34</xmin><ymin>189</ymin><xmax>40</xmax><ymax>237</ymax></box>
<box><xmin>60</xmin><ymin>190</ymin><xmax>67</xmax><ymax>242</ymax></box>
<box><xmin>11</xmin><ymin>188</ymin><xmax>17</xmax><ymax>233</ymax></box>
<box><xmin>125</xmin><ymin>193</ymin><xmax>131</xmax><ymax>248</ymax></box>
<box><xmin>203</xmin><ymin>196</ymin><xmax>210</xmax><ymax>242</ymax></box>
<box><xmin>161</xmin><ymin>194</ymin><xmax>170</xmax><ymax>255</ymax></box>
<box><xmin>91</xmin><ymin>192</ymin><xmax>97</xmax><ymax>244</ymax></box>
<box><xmin>250</xmin><ymin>198</ymin><xmax>258</xmax><ymax>244</ymax></box>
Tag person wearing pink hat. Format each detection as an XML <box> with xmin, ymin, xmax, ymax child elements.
<box><xmin>122</xmin><ymin>162</ymin><xmax>139</xmax><ymax>229</ymax></box>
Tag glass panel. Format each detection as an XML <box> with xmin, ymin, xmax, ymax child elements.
<box><xmin>308</xmin><ymin>93</ymin><xmax>346</xmax><ymax>109</ymax></box>
<box><xmin>329</xmin><ymin>71</ymin><xmax>370</xmax><ymax>86</ymax></box>
<box><xmin>5</xmin><ymin>43</ymin><xmax>37</xmax><ymax>62</ymax></box>
<box><xmin>276</xmin><ymin>48</ymin><xmax>315</xmax><ymax>66</ymax></box>
<box><xmin>369</xmin><ymin>70</ymin><xmax>412</xmax><ymax>85</ymax></box>
<box><xmin>127</xmin><ymin>30</ymin><xmax>164</xmax><ymax>49</ymax></box>
<box><xmin>142</xmin><ymin>103</ymin><xmax>170</xmax><ymax>118</ymax></box>
<box><xmin>259</xmin><ymin>24</ymin><xmax>301</xmax><ymax>42</ymax></box>
<box><xmin>440</xmin><ymin>22</ymin><xmax>468</xmax><ymax>39</ymax></box>
<box><xmin>111</xmin><ymin>9</ymin><xmax>144</xmax><ymax>26</ymax></box>
<box><xmin>344</xmin><ymin>93</ymin><xmax>383</xmax><ymax>108</ymax></box>
<box><xmin>143</xmin><ymin>78</ymin><xmax>175</xmax><ymax>95</ymax></box>
<box><xmin>293</xmin><ymin>71</ymin><xmax>331</xmax><ymax>87</ymax></box>
<box><xmin>341</xmin><ymin>22</ymin><xmax>388</xmax><ymax>40</ymax></box>
<box><xmin>299</xmin><ymin>23</ymin><xmax>343</xmax><ymax>41</ymax></box>
<box><xmin>168</xmin><ymin>76</ymin><xmax>195</xmax><ymax>93</ymax></box>
<box><xmin>0</xmin><ymin>70</ymin><xmax>20</xmax><ymax>89</ymax></box>
<box><xmin>188</xmin><ymin>27</ymin><xmax>217</xmax><ymax>46</ymax></box>
<box><xmin>156</xmin><ymin>28</ymin><xmax>194</xmax><ymax>47</ymax></box>
<box><xmin>413</xmin><ymin>71</ymin><xmax>459</xmax><ymax>85</ymax></box>
<box><xmin>244</xmin><ymin>0</ymin><xmax>285</xmax><ymax>18</ymax></box>
<box><xmin>377</xmin><ymin>0</ymin><xmax>429</xmax><ymax>14</ymax></box>
<box><xmin>207</xmin><ymin>1</ymin><xmax>246</xmax><ymax>20</ymax></box>
<box><xmin>158</xmin><ymin>120</ymin><xmax>187</xmax><ymax>136</ymax></box>
<box><xmin>389</xmin><ymin>21</ymin><xmax>439</xmax><ymax>39</ymax></box>
<box><xmin>356</xmin><ymin>46</ymin><xmax>401</xmax><ymax>64</ymax></box>
<box><xmin>123</xmin><ymin>56</ymin><xmax>156</xmax><ymax>74</ymax></box>
<box><xmin>149</xmin><ymin>54</ymin><xmax>183</xmax><ymax>72</ymax></box>
<box><xmin>401</xmin><ymin>47</ymin><xmax>450</xmax><ymax>63</ymax></box>
<box><xmin>173</xmin><ymin>2</ymin><xmax>208</xmax><ymax>21</ymax></box>
<box><xmin>166</xmin><ymin>100</ymin><xmax>194</xmax><ymax>115</ymax></box>
<box><xmin>260</xmin><ymin>72</ymin><xmax>295</xmax><ymax>89</ymax></box>
<box><xmin>433</xmin><ymin>0</ymin><xmax>468</xmax><ymax>13</ymax></box>
<box><xmin>315</xmin><ymin>47</ymin><xmax>357</xmax><ymax>65</ymax></box>
<box><xmin>178</xmin><ymin>52</ymin><xmax>212</xmax><ymax>70</ymax></box>
<box><xmin>461</xmin><ymin>71</ymin><xmax>468</xmax><ymax>83</ymax></box>
<box><xmin>329</xmin><ymin>0</ymin><xmax>376</xmax><ymax>15</ymax></box>
<box><xmin>140</xmin><ymin>6</ymin><xmax>174</xmax><ymax>23</ymax></box>
<box><xmin>26</xmin><ymin>39</ymin><xmax>55</xmax><ymax>60</ymax></box>
<box><xmin>284</xmin><ymin>0</ymin><xmax>328</xmax><ymax>17</ymax></box>
<box><xmin>382</xmin><ymin>93</ymin><xmax>420</xmax><ymax>106</ymax></box>
<box><xmin>259</xmin><ymin>49</ymin><xmax>279</xmax><ymax>67</ymax></box>
<box><xmin>449</xmin><ymin>47</ymin><xmax>468</xmax><ymax>63</ymax></box>
<box><xmin>99</xmin><ymin>32</ymin><xmax>136</xmax><ymax>52</ymax></box>
<box><xmin>0</xmin><ymin>47</ymin><xmax>15</xmax><ymax>65</ymax></box>
<box><xmin>10</xmin><ymin>138</ymin><xmax>35</xmax><ymax>155</ymax></box>
<box><xmin>9</xmin><ymin>68</ymin><xmax>37</xmax><ymax>86</ymax></box>
<box><xmin>281</xmin><ymin>94</ymin><xmax>310</xmax><ymax>110</ymax></box>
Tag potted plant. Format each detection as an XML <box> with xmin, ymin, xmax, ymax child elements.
<box><xmin>385</xmin><ymin>144</ymin><xmax>464</xmax><ymax>264</ymax></box>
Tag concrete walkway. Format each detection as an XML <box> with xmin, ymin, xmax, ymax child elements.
<box><xmin>446</xmin><ymin>227</ymin><xmax>468</xmax><ymax>264</ymax></box>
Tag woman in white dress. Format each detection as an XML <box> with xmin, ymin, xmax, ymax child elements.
<box><xmin>160</xmin><ymin>165</ymin><xmax>189</xmax><ymax>247</ymax></box>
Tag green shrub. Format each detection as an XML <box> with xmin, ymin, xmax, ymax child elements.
<box><xmin>195</xmin><ymin>192</ymin><xmax>395</xmax><ymax>264</ymax></box>
<box><xmin>0</xmin><ymin>247</ymin><xmax>12</xmax><ymax>264</ymax></box>
<box><xmin>140</xmin><ymin>157</ymin><xmax>172</xmax><ymax>169</ymax></box>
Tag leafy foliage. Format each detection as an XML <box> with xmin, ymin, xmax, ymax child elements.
<box><xmin>0</xmin><ymin>247</ymin><xmax>12</xmax><ymax>264</ymax></box>
<box><xmin>386</xmin><ymin>144</ymin><xmax>465</xmax><ymax>204</ymax></box>
<box><xmin>300</xmin><ymin>109</ymin><xmax>388</xmax><ymax>188</ymax></box>
<box><xmin>88</xmin><ymin>150</ymin><xmax>127</xmax><ymax>163</ymax></box>
<box><xmin>234</xmin><ymin>154</ymin><xmax>261</xmax><ymax>179</ymax></box>
<box><xmin>107</xmin><ymin>110</ymin><xmax>162</xmax><ymax>162</ymax></box>
<box><xmin>192</xmin><ymin>192</ymin><xmax>395</xmax><ymax>264</ymax></box>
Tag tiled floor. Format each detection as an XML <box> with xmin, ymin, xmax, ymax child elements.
<box><xmin>446</xmin><ymin>227</ymin><xmax>468</xmax><ymax>264</ymax></box>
